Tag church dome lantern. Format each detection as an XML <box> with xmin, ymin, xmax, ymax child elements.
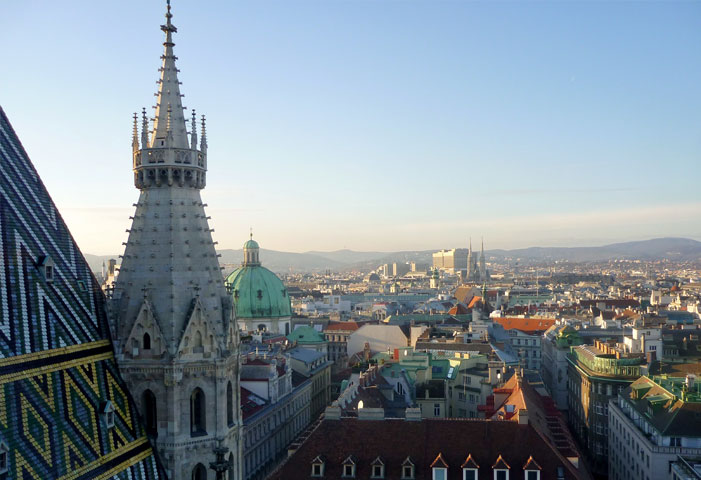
<box><xmin>225</xmin><ymin>235</ymin><xmax>291</xmax><ymax>335</ymax></box>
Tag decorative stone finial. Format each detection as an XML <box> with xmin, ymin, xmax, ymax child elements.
<box><xmin>200</xmin><ymin>114</ymin><xmax>208</xmax><ymax>153</ymax></box>
<box><xmin>190</xmin><ymin>109</ymin><xmax>198</xmax><ymax>150</ymax></box>
<box><xmin>141</xmin><ymin>108</ymin><xmax>149</xmax><ymax>148</ymax></box>
<box><xmin>132</xmin><ymin>113</ymin><xmax>139</xmax><ymax>152</ymax></box>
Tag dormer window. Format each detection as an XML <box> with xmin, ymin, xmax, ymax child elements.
<box><xmin>0</xmin><ymin>439</ymin><xmax>8</xmax><ymax>474</ymax></box>
<box><xmin>431</xmin><ymin>453</ymin><xmax>449</xmax><ymax>480</ymax></box>
<box><xmin>492</xmin><ymin>454</ymin><xmax>510</xmax><ymax>480</ymax></box>
<box><xmin>311</xmin><ymin>455</ymin><xmax>325</xmax><ymax>477</ymax></box>
<box><xmin>523</xmin><ymin>456</ymin><xmax>542</xmax><ymax>480</ymax></box>
<box><xmin>462</xmin><ymin>453</ymin><xmax>479</xmax><ymax>480</ymax></box>
<box><xmin>100</xmin><ymin>400</ymin><xmax>115</xmax><ymax>429</ymax></box>
<box><xmin>38</xmin><ymin>255</ymin><xmax>55</xmax><ymax>282</ymax></box>
<box><xmin>371</xmin><ymin>456</ymin><xmax>385</xmax><ymax>479</ymax></box>
<box><xmin>401</xmin><ymin>457</ymin><xmax>415</xmax><ymax>479</ymax></box>
<box><xmin>342</xmin><ymin>455</ymin><xmax>357</xmax><ymax>478</ymax></box>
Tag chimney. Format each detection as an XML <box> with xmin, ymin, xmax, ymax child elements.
<box><xmin>517</xmin><ymin>409</ymin><xmax>529</xmax><ymax>425</ymax></box>
<box><xmin>405</xmin><ymin>408</ymin><xmax>422</xmax><ymax>421</ymax></box>
<box><xmin>686</xmin><ymin>374</ymin><xmax>696</xmax><ymax>390</ymax></box>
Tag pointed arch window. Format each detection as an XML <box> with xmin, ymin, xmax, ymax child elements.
<box><xmin>227</xmin><ymin>381</ymin><xmax>234</xmax><ymax>426</ymax></box>
<box><xmin>192</xmin><ymin>463</ymin><xmax>207</xmax><ymax>480</ymax></box>
<box><xmin>191</xmin><ymin>388</ymin><xmax>207</xmax><ymax>436</ymax></box>
<box><xmin>143</xmin><ymin>332</ymin><xmax>151</xmax><ymax>350</ymax></box>
<box><xmin>143</xmin><ymin>389</ymin><xmax>157</xmax><ymax>437</ymax></box>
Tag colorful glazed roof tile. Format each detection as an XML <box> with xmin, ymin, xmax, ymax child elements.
<box><xmin>0</xmin><ymin>107</ymin><xmax>165</xmax><ymax>480</ymax></box>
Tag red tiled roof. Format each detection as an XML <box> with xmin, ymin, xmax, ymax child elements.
<box><xmin>467</xmin><ymin>296</ymin><xmax>483</xmax><ymax>309</ymax></box>
<box><xmin>269</xmin><ymin>418</ymin><xmax>581</xmax><ymax>480</ymax></box>
<box><xmin>448</xmin><ymin>304</ymin><xmax>470</xmax><ymax>315</ymax></box>
<box><xmin>494</xmin><ymin>317</ymin><xmax>556</xmax><ymax>333</ymax></box>
<box><xmin>325</xmin><ymin>322</ymin><xmax>360</xmax><ymax>332</ymax></box>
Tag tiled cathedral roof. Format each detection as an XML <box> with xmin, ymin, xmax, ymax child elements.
<box><xmin>0</xmin><ymin>107</ymin><xmax>165</xmax><ymax>479</ymax></box>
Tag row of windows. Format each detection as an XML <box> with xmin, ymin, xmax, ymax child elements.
<box><xmin>311</xmin><ymin>458</ymin><xmax>546</xmax><ymax>480</ymax></box>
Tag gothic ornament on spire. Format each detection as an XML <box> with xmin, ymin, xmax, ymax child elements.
<box><xmin>131</xmin><ymin>0</ymin><xmax>208</xmax><ymax>190</ymax></box>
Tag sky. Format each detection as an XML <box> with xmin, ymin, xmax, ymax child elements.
<box><xmin>1</xmin><ymin>1</ymin><xmax>700</xmax><ymax>255</ymax></box>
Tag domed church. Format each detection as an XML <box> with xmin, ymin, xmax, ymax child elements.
<box><xmin>226</xmin><ymin>235</ymin><xmax>292</xmax><ymax>335</ymax></box>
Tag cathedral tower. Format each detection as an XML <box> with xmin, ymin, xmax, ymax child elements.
<box><xmin>479</xmin><ymin>237</ymin><xmax>487</xmax><ymax>281</ymax></box>
<box><xmin>110</xmin><ymin>3</ymin><xmax>241</xmax><ymax>479</ymax></box>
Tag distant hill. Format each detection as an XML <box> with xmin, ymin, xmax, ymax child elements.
<box><xmin>488</xmin><ymin>237</ymin><xmax>701</xmax><ymax>262</ymax></box>
<box><xmin>84</xmin><ymin>237</ymin><xmax>701</xmax><ymax>274</ymax></box>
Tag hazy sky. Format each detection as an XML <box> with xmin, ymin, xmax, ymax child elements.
<box><xmin>2</xmin><ymin>1</ymin><xmax>700</xmax><ymax>255</ymax></box>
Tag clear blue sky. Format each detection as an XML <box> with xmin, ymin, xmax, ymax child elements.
<box><xmin>2</xmin><ymin>1</ymin><xmax>700</xmax><ymax>254</ymax></box>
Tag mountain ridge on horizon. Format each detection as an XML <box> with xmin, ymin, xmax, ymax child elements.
<box><xmin>85</xmin><ymin>237</ymin><xmax>701</xmax><ymax>274</ymax></box>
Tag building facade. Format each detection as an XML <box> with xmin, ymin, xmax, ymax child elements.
<box><xmin>608</xmin><ymin>374</ymin><xmax>701</xmax><ymax>480</ymax></box>
<box><xmin>109</xmin><ymin>4</ymin><xmax>241</xmax><ymax>479</ymax></box>
<box><xmin>567</xmin><ymin>341</ymin><xmax>645</xmax><ymax>477</ymax></box>
<box><xmin>239</xmin><ymin>356</ymin><xmax>313</xmax><ymax>480</ymax></box>
<box><xmin>542</xmin><ymin>325</ymin><xmax>583</xmax><ymax>411</ymax></box>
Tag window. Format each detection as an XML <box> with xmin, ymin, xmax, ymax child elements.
<box><xmin>433</xmin><ymin>468</ymin><xmax>447</xmax><ymax>480</ymax></box>
<box><xmin>434</xmin><ymin>403</ymin><xmax>441</xmax><ymax>416</ymax></box>
<box><xmin>227</xmin><ymin>381</ymin><xmax>234</xmax><ymax>426</ymax></box>
<box><xmin>39</xmin><ymin>256</ymin><xmax>55</xmax><ymax>282</ymax></box>
<box><xmin>143</xmin><ymin>332</ymin><xmax>151</xmax><ymax>350</ymax></box>
<box><xmin>671</xmin><ymin>437</ymin><xmax>682</xmax><ymax>447</ymax></box>
<box><xmin>463</xmin><ymin>469</ymin><xmax>478</xmax><ymax>480</ymax></box>
<box><xmin>371</xmin><ymin>456</ymin><xmax>385</xmax><ymax>478</ymax></box>
<box><xmin>101</xmin><ymin>400</ymin><xmax>115</xmax><ymax>428</ymax></box>
<box><xmin>0</xmin><ymin>440</ymin><xmax>8</xmax><ymax>474</ymax></box>
<box><xmin>190</xmin><ymin>388</ymin><xmax>206</xmax><ymax>436</ymax></box>
<box><xmin>526</xmin><ymin>471</ymin><xmax>540</xmax><ymax>480</ymax></box>
<box><xmin>192</xmin><ymin>463</ymin><xmax>207</xmax><ymax>480</ymax></box>
<box><xmin>342</xmin><ymin>456</ymin><xmax>356</xmax><ymax>478</ymax></box>
<box><xmin>402</xmin><ymin>458</ymin><xmax>415</xmax><ymax>479</ymax></box>
<box><xmin>494</xmin><ymin>470</ymin><xmax>508</xmax><ymax>480</ymax></box>
<box><xmin>142</xmin><ymin>389</ymin><xmax>157</xmax><ymax>437</ymax></box>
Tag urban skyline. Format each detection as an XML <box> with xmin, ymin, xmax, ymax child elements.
<box><xmin>2</xmin><ymin>1</ymin><xmax>700</xmax><ymax>255</ymax></box>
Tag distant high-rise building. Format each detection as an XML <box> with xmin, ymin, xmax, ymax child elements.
<box><xmin>432</xmin><ymin>248</ymin><xmax>467</xmax><ymax>274</ymax></box>
<box><xmin>110</xmin><ymin>3</ymin><xmax>242</xmax><ymax>478</ymax></box>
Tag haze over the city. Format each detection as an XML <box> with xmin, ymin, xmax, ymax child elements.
<box><xmin>2</xmin><ymin>1</ymin><xmax>700</xmax><ymax>255</ymax></box>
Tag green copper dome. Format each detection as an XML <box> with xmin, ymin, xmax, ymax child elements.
<box><xmin>244</xmin><ymin>239</ymin><xmax>259</xmax><ymax>249</ymax></box>
<box><xmin>226</xmin><ymin>265</ymin><xmax>292</xmax><ymax>318</ymax></box>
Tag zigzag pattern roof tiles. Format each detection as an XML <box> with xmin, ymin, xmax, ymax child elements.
<box><xmin>0</xmin><ymin>107</ymin><xmax>166</xmax><ymax>480</ymax></box>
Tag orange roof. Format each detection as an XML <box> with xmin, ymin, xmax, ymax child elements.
<box><xmin>448</xmin><ymin>304</ymin><xmax>470</xmax><ymax>315</ymax></box>
<box><xmin>467</xmin><ymin>296</ymin><xmax>483</xmax><ymax>309</ymax></box>
<box><xmin>494</xmin><ymin>317</ymin><xmax>555</xmax><ymax>333</ymax></box>
<box><xmin>324</xmin><ymin>322</ymin><xmax>360</xmax><ymax>332</ymax></box>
